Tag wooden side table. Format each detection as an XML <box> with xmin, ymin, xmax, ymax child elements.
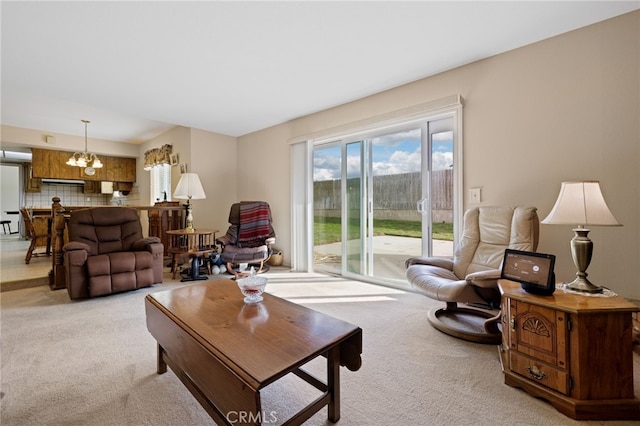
<box><xmin>167</xmin><ymin>229</ymin><xmax>218</xmax><ymax>282</ymax></box>
<box><xmin>498</xmin><ymin>279</ymin><xmax>640</xmax><ymax>420</ymax></box>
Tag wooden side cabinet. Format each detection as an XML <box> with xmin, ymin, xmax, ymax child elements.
<box><xmin>148</xmin><ymin>202</ymin><xmax>183</xmax><ymax>256</ymax></box>
<box><xmin>498</xmin><ymin>279</ymin><xmax>640</xmax><ymax>420</ymax></box>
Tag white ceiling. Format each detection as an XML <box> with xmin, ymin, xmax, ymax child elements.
<box><xmin>2</xmin><ymin>1</ymin><xmax>639</xmax><ymax>143</ymax></box>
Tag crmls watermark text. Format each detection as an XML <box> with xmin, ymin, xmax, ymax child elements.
<box><xmin>225</xmin><ymin>410</ymin><xmax>278</xmax><ymax>424</ymax></box>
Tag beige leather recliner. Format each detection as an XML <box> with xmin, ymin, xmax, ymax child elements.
<box><xmin>406</xmin><ymin>206</ymin><xmax>539</xmax><ymax>344</ymax></box>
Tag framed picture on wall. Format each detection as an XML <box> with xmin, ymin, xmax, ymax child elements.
<box><xmin>170</xmin><ymin>153</ymin><xmax>179</xmax><ymax>166</ymax></box>
<box><xmin>179</xmin><ymin>163</ymin><xmax>187</xmax><ymax>174</ymax></box>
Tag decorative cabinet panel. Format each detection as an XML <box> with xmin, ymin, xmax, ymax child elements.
<box><xmin>499</xmin><ymin>280</ymin><xmax>640</xmax><ymax>421</ymax></box>
<box><xmin>509</xmin><ymin>302</ymin><xmax>568</xmax><ymax>373</ymax></box>
<box><xmin>506</xmin><ymin>301</ymin><xmax>569</xmax><ymax>395</ymax></box>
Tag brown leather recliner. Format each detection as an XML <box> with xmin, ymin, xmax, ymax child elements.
<box><xmin>406</xmin><ymin>206</ymin><xmax>539</xmax><ymax>344</ymax></box>
<box><xmin>63</xmin><ymin>207</ymin><xmax>164</xmax><ymax>299</ymax></box>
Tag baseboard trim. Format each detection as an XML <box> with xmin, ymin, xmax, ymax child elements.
<box><xmin>0</xmin><ymin>277</ymin><xmax>49</xmax><ymax>293</ymax></box>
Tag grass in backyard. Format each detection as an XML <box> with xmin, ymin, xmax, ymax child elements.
<box><xmin>314</xmin><ymin>216</ymin><xmax>453</xmax><ymax>245</ymax></box>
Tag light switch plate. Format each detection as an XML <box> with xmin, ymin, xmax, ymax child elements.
<box><xmin>470</xmin><ymin>187</ymin><xmax>482</xmax><ymax>203</ymax></box>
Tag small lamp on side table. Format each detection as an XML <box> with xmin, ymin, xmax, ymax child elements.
<box><xmin>541</xmin><ymin>181</ymin><xmax>622</xmax><ymax>293</ymax></box>
<box><xmin>174</xmin><ymin>173</ymin><xmax>206</xmax><ymax>232</ymax></box>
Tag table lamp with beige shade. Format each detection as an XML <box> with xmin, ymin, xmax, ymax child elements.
<box><xmin>173</xmin><ymin>173</ymin><xmax>206</xmax><ymax>232</ymax></box>
<box><xmin>541</xmin><ymin>181</ymin><xmax>622</xmax><ymax>293</ymax></box>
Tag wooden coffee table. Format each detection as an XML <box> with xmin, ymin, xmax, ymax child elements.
<box><xmin>145</xmin><ymin>280</ymin><xmax>362</xmax><ymax>425</ymax></box>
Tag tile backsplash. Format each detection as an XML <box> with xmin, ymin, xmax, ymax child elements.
<box><xmin>24</xmin><ymin>183</ymin><xmax>139</xmax><ymax>208</ymax></box>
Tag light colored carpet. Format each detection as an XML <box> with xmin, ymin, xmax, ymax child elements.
<box><xmin>1</xmin><ymin>271</ymin><xmax>638</xmax><ymax>425</ymax></box>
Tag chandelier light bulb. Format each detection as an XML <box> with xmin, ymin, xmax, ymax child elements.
<box><xmin>66</xmin><ymin>120</ymin><xmax>103</xmax><ymax>169</ymax></box>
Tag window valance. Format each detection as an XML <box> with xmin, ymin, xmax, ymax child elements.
<box><xmin>143</xmin><ymin>144</ymin><xmax>172</xmax><ymax>171</ymax></box>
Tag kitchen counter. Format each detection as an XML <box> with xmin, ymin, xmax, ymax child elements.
<box><xmin>31</xmin><ymin>205</ymin><xmax>187</xmax><ymax>216</ymax></box>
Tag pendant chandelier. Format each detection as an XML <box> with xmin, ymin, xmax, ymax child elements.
<box><xmin>66</xmin><ymin>120</ymin><xmax>103</xmax><ymax>168</ymax></box>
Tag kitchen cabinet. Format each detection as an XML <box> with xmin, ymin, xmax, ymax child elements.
<box><xmin>23</xmin><ymin>163</ymin><xmax>42</xmax><ymax>192</ymax></box>
<box><xmin>32</xmin><ymin>149</ymin><xmax>76</xmax><ymax>180</ymax></box>
<box><xmin>30</xmin><ymin>148</ymin><xmax>51</xmax><ymax>178</ymax></box>
<box><xmin>84</xmin><ymin>181</ymin><xmax>119</xmax><ymax>194</ymax></box>
<box><xmin>114</xmin><ymin>182</ymin><xmax>133</xmax><ymax>194</ymax></box>
<box><xmin>107</xmin><ymin>157</ymin><xmax>136</xmax><ymax>182</ymax></box>
<box><xmin>83</xmin><ymin>181</ymin><xmax>101</xmax><ymax>194</ymax></box>
<box><xmin>31</xmin><ymin>148</ymin><xmax>136</xmax><ymax>183</ymax></box>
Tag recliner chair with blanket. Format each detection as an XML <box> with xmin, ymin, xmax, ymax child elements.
<box><xmin>216</xmin><ymin>201</ymin><xmax>276</xmax><ymax>278</ymax></box>
<box><xmin>63</xmin><ymin>207</ymin><xmax>164</xmax><ymax>299</ymax></box>
<box><xmin>405</xmin><ymin>206</ymin><xmax>539</xmax><ymax>344</ymax></box>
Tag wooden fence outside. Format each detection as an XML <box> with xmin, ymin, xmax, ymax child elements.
<box><xmin>314</xmin><ymin>169</ymin><xmax>453</xmax><ymax>223</ymax></box>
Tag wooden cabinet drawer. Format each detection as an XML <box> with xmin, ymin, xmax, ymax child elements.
<box><xmin>510</xmin><ymin>352</ymin><xmax>569</xmax><ymax>395</ymax></box>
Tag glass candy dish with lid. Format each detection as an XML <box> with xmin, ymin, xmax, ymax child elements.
<box><xmin>236</xmin><ymin>267</ymin><xmax>267</xmax><ymax>303</ymax></box>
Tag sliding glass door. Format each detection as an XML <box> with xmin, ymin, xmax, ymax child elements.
<box><xmin>313</xmin><ymin>144</ymin><xmax>343</xmax><ymax>275</ymax></box>
<box><xmin>428</xmin><ymin>119</ymin><xmax>455</xmax><ymax>261</ymax></box>
<box><xmin>308</xmin><ymin>104</ymin><xmax>460</xmax><ymax>289</ymax></box>
<box><xmin>344</xmin><ymin>140</ymin><xmax>366</xmax><ymax>275</ymax></box>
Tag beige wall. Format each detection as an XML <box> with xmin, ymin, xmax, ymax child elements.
<box><xmin>237</xmin><ymin>11</ymin><xmax>640</xmax><ymax>298</ymax></box>
<box><xmin>188</xmin><ymin>127</ymin><xmax>237</xmax><ymax>233</ymax></box>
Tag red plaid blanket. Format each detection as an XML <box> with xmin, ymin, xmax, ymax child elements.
<box><xmin>237</xmin><ymin>202</ymin><xmax>272</xmax><ymax>247</ymax></box>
